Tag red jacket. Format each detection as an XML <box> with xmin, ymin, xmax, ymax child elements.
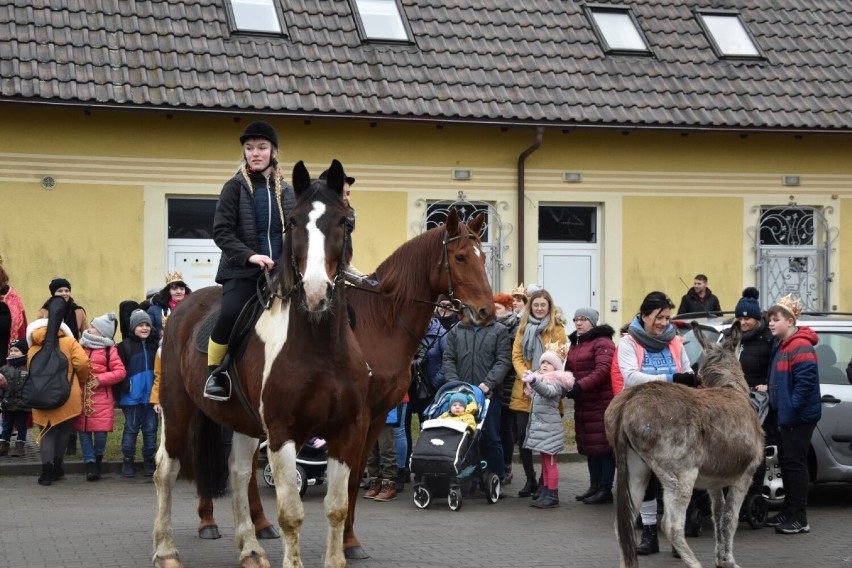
<box><xmin>565</xmin><ymin>325</ymin><xmax>616</xmax><ymax>456</ymax></box>
<box><xmin>73</xmin><ymin>346</ymin><xmax>126</xmax><ymax>433</ymax></box>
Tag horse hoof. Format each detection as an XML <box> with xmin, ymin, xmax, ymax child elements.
<box><xmin>198</xmin><ymin>525</ymin><xmax>221</xmax><ymax>539</ymax></box>
<box><xmin>255</xmin><ymin>525</ymin><xmax>280</xmax><ymax>539</ymax></box>
<box><xmin>153</xmin><ymin>556</ymin><xmax>184</xmax><ymax>568</ymax></box>
<box><xmin>344</xmin><ymin>546</ymin><xmax>370</xmax><ymax>560</ymax></box>
<box><xmin>241</xmin><ymin>551</ymin><xmax>271</xmax><ymax>568</ymax></box>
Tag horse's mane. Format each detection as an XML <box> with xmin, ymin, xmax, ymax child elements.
<box><xmin>353</xmin><ymin>226</ymin><xmax>448</xmax><ymax>334</ymax></box>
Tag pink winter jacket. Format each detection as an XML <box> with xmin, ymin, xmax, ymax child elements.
<box><xmin>73</xmin><ymin>346</ymin><xmax>127</xmax><ymax>433</ymax></box>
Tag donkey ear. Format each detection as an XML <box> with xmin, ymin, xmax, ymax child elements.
<box><xmin>325</xmin><ymin>159</ymin><xmax>345</xmax><ymax>197</ymax></box>
<box><xmin>445</xmin><ymin>208</ymin><xmax>460</xmax><ymax>236</ymax></box>
<box><xmin>467</xmin><ymin>212</ymin><xmax>486</xmax><ymax>238</ymax></box>
<box><xmin>292</xmin><ymin>161</ymin><xmax>311</xmax><ymax>197</ymax></box>
<box><xmin>729</xmin><ymin>319</ymin><xmax>743</xmax><ymax>348</ymax></box>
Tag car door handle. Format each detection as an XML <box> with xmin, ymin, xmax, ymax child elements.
<box><xmin>821</xmin><ymin>395</ymin><xmax>841</xmax><ymax>404</ymax></box>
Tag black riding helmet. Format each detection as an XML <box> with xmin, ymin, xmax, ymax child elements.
<box><xmin>240</xmin><ymin>121</ymin><xmax>278</xmax><ymax>148</ymax></box>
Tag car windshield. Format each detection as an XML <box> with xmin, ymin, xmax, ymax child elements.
<box><xmin>677</xmin><ymin>325</ymin><xmax>721</xmax><ymax>368</ymax></box>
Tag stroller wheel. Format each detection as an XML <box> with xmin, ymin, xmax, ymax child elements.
<box><xmin>687</xmin><ymin>507</ymin><xmax>704</xmax><ymax>537</ymax></box>
<box><xmin>296</xmin><ymin>465</ymin><xmax>308</xmax><ymax>497</ymax></box>
<box><xmin>263</xmin><ymin>463</ymin><xmax>275</xmax><ymax>487</ymax></box>
<box><xmin>448</xmin><ymin>486</ymin><xmax>463</xmax><ymax>511</ymax></box>
<box><xmin>485</xmin><ymin>472</ymin><xmax>501</xmax><ymax>504</ymax></box>
<box><xmin>413</xmin><ymin>484</ymin><xmax>432</xmax><ymax>509</ymax></box>
<box><xmin>744</xmin><ymin>494</ymin><xmax>768</xmax><ymax>529</ymax></box>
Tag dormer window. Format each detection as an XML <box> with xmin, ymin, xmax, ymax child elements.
<box><xmin>352</xmin><ymin>0</ymin><xmax>412</xmax><ymax>42</ymax></box>
<box><xmin>587</xmin><ymin>6</ymin><xmax>650</xmax><ymax>54</ymax></box>
<box><xmin>698</xmin><ymin>12</ymin><xmax>760</xmax><ymax>58</ymax></box>
<box><xmin>227</xmin><ymin>0</ymin><xmax>285</xmax><ymax>35</ymax></box>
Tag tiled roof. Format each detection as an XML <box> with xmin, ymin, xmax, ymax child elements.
<box><xmin>1</xmin><ymin>0</ymin><xmax>850</xmax><ymax>131</ymax></box>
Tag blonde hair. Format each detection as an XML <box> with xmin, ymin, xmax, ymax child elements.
<box><xmin>238</xmin><ymin>162</ymin><xmax>286</xmax><ymax>229</ymax></box>
<box><xmin>517</xmin><ymin>289</ymin><xmax>560</xmax><ymax>338</ymax></box>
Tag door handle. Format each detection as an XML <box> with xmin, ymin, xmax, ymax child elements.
<box><xmin>821</xmin><ymin>395</ymin><xmax>841</xmax><ymax>404</ymax></box>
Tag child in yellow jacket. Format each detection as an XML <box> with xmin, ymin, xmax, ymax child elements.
<box><xmin>439</xmin><ymin>393</ymin><xmax>477</xmax><ymax>431</ymax></box>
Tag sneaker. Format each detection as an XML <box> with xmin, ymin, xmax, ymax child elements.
<box><xmin>765</xmin><ymin>512</ymin><xmax>787</xmax><ymax>528</ymax></box>
<box><xmin>776</xmin><ymin>518</ymin><xmax>810</xmax><ymax>534</ymax></box>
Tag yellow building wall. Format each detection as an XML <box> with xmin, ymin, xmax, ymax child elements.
<box><xmin>2</xmin><ymin>104</ymin><xmax>851</xmax><ymax>323</ymax></box>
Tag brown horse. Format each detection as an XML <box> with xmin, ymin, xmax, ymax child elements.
<box><xmin>152</xmin><ymin>160</ymin><xmax>371</xmax><ymax>568</ymax></box>
<box><xmin>605</xmin><ymin>321</ymin><xmax>764</xmax><ymax>568</ymax></box>
<box><xmin>192</xmin><ymin>208</ymin><xmax>496</xmax><ymax>561</ymax></box>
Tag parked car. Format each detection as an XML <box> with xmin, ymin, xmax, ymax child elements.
<box><xmin>673</xmin><ymin>311</ymin><xmax>852</xmax><ymax>485</ymax></box>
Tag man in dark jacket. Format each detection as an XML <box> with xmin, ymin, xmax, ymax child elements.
<box><xmin>443</xmin><ymin>314</ymin><xmax>512</xmax><ymax>479</ymax></box>
<box><xmin>677</xmin><ymin>274</ymin><xmax>722</xmax><ymax>315</ymax></box>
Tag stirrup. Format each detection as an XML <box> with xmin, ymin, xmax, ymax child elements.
<box><xmin>203</xmin><ymin>368</ymin><xmax>232</xmax><ymax>402</ymax></box>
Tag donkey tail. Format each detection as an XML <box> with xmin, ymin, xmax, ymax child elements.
<box><xmin>613</xmin><ymin>405</ymin><xmax>639</xmax><ymax>568</ymax></box>
<box><xmin>193</xmin><ymin>411</ymin><xmax>229</xmax><ymax>500</ymax></box>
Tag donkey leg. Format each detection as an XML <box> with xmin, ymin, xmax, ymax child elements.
<box><xmin>659</xmin><ymin>470</ymin><xmax>701</xmax><ymax>568</ymax></box>
<box><xmin>231</xmin><ymin>433</ymin><xmax>270</xmax><ymax>568</ymax></box>
<box><xmin>270</xmin><ymin>440</ymin><xmax>305</xmax><ymax>568</ymax></box>
<box><xmin>323</xmin><ymin>457</ymin><xmax>352</xmax><ymax>568</ymax></box>
<box><xmin>712</xmin><ymin>474</ymin><xmax>751</xmax><ymax>568</ymax></box>
<box><xmin>152</xmin><ymin>437</ymin><xmax>184</xmax><ymax>568</ymax></box>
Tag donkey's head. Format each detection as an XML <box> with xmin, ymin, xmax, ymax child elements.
<box><xmin>691</xmin><ymin>320</ymin><xmax>749</xmax><ymax>394</ymax></box>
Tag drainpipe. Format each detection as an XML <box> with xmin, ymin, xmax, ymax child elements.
<box><xmin>517</xmin><ymin>127</ymin><xmax>544</xmax><ymax>284</ymax></box>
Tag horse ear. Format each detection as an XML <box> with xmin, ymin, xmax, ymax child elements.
<box><xmin>467</xmin><ymin>212</ymin><xmax>486</xmax><ymax>238</ymax></box>
<box><xmin>325</xmin><ymin>159</ymin><xmax>345</xmax><ymax>197</ymax></box>
<box><xmin>292</xmin><ymin>161</ymin><xmax>311</xmax><ymax>197</ymax></box>
<box><xmin>445</xmin><ymin>208</ymin><xmax>460</xmax><ymax>236</ymax></box>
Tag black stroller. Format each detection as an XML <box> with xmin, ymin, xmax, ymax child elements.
<box><xmin>258</xmin><ymin>439</ymin><xmax>328</xmax><ymax>496</ymax></box>
<box><xmin>409</xmin><ymin>381</ymin><xmax>501</xmax><ymax>511</ymax></box>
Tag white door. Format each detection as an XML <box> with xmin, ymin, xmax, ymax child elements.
<box><xmin>539</xmin><ymin>245</ymin><xmax>599</xmax><ymax>318</ymax></box>
<box><xmin>168</xmin><ymin>240</ymin><xmax>220</xmax><ymax>292</ymax></box>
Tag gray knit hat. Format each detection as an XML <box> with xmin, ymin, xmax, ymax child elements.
<box><xmin>574</xmin><ymin>307</ymin><xmax>599</xmax><ymax>326</ymax></box>
<box><xmin>91</xmin><ymin>312</ymin><xmax>118</xmax><ymax>339</ymax></box>
<box><xmin>129</xmin><ymin>309</ymin><xmax>152</xmax><ymax>331</ymax></box>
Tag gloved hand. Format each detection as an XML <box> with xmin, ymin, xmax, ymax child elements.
<box><xmin>570</xmin><ymin>381</ymin><xmax>583</xmax><ymax>398</ymax></box>
<box><xmin>522</xmin><ymin>370</ymin><xmax>536</xmax><ymax>384</ymax></box>
<box><xmin>672</xmin><ymin>373</ymin><xmax>697</xmax><ymax>387</ymax></box>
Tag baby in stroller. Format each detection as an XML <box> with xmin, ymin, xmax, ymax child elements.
<box><xmin>409</xmin><ymin>381</ymin><xmax>501</xmax><ymax>511</ymax></box>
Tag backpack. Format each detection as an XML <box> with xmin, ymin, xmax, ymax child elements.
<box><xmin>109</xmin><ymin>345</ymin><xmax>131</xmax><ymax>403</ymax></box>
<box><xmin>118</xmin><ymin>299</ymin><xmax>141</xmax><ymax>341</ymax></box>
<box><xmin>22</xmin><ymin>296</ymin><xmax>71</xmax><ymax>410</ymax></box>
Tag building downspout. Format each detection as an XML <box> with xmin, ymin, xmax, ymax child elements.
<box><xmin>517</xmin><ymin>126</ymin><xmax>544</xmax><ymax>284</ymax></box>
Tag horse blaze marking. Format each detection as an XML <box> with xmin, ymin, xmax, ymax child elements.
<box><xmin>304</xmin><ymin>201</ymin><xmax>329</xmax><ymax>290</ymax></box>
<box><xmin>473</xmin><ymin>244</ymin><xmax>481</xmax><ymax>258</ymax></box>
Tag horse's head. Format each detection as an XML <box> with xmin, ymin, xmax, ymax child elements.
<box><xmin>691</xmin><ymin>320</ymin><xmax>749</xmax><ymax>394</ymax></box>
<box><xmin>436</xmin><ymin>209</ymin><xmax>495</xmax><ymax>326</ymax></box>
<box><xmin>285</xmin><ymin>159</ymin><xmax>353</xmax><ymax>313</ymax></box>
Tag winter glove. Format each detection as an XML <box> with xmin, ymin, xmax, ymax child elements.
<box><xmin>672</xmin><ymin>373</ymin><xmax>697</xmax><ymax>387</ymax></box>
<box><xmin>570</xmin><ymin>381</ymin><xmax>583</xmax><ymax>398</ymax></box>
<box><xmin>522</xmin><ymin>370</ymin><xmax>536</xmax><ymax>384</ymax></box>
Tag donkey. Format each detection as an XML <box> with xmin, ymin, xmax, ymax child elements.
<box><xmin>605</xmin><ymin>321</ymin><xmax>764</xmax><ymax>568</ymax></box>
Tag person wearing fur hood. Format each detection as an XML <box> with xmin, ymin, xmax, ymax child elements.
<box><xmin>26</xmin><ymin>314</ymin><xmax>91</xmax><ymax>485</ymax></box>
<box><xmin>521</xmin><ymin>348</ymin><xmax>574</xmax><ymax>508</ymax></box>
<box><xmin>73</xmin><ymin>313</ymin><xmax>127</xmax><ymax>481</ymax></box>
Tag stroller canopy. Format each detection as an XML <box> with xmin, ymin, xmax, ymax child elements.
<box><xmin>423</xmin><ymin>381</ymin><xmax>486</xmax><ymax>422</ymax></box>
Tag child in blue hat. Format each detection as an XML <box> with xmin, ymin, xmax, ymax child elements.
<box><xmin>439</xmin><ymin>392</ymin><xmax>477</xmax><ymax>431</ymax></box>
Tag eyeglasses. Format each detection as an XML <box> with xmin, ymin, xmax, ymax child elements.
<box><xmin>572</xmin><ymin>317</ymin><xmax>589</xmax><ymax>323</ymax></box>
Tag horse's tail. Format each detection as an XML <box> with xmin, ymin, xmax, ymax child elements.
<box><xmin>612</xmin><ymin>403</ymin><xmax>639</xmax><ymax>568</ymax></box>
<box><xmin>192</xmin><ymin>411</ymin><xmax>229</xmax><ymax>500</ymax></box>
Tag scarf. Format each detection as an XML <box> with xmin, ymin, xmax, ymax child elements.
<box><xmin>522</xmin><ymin>314</ymin><xmax>549</xmax><ymax>366</ymax></box>
<box><xmin>627</xmin><ymin>315</ymin><xmax>676</xmax><ymax>352</ymax></box>
<box><xmin>79</xmin><ymin>330</ymin><xmax>115</xmax><ymax>349</ymax></box>
<box><xmin>168</xmin><ymin>298</ymin><xmax>179</xmax><ymax>311</ymax></box>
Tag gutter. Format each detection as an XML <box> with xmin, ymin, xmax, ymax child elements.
<box><xmin>516</xmin><ymin>127</ymin><xmax>544</xmax><ymax>284</ymax></box>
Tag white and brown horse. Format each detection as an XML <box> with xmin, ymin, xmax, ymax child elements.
<box><xmin>152</xmin><ymin>160</ymin><xmax>370</xmax><ymax>568</ymax></box>
<box><xmin>605</xmin><ymin>321</ymin><xmax>764</xmax><ymax>568</ymax></box>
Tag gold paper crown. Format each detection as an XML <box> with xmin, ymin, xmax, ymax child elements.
<box><xmin>511</xmin><ymin>283</ymin><xmax>528</xmax><ymax>298</ymax></box>
<box><xmin>543</xmin><ymin>341</ymin><xmax>568</xmax><ymax>361</ymax></box>
<box><xmin>774</xmin><ymin>293</ymin><xmax>802</xmax><ymax>320</ymax></box>
<box><xmin>165</xmin><ymin>270</ymin><xmax>186</xmax><ymax>286</ymax></box>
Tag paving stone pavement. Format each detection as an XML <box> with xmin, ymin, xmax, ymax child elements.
<box><xmin>1</xmin><ymin>459</ymin><xmax>851</xmax><ymax>568</ymax></box>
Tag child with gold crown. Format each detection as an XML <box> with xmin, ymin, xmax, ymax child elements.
<box><xmin>521</xmin><ymin>343</ymin><xmax>573</xmax><ymax>508</ymax></box>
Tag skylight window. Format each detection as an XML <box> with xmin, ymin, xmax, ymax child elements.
<box><xmin>229</xmin><ymin>0</ymin><xmax>284</xmax><ymax>34</ymax></box>
<box><xmin>588</xmin><ymin>7</ymin><xmax>650</xmax><ymax>53</ymax></box>
<box><xmin>699</xmin><ymin>13</ymin><xmax>760</xmax><ymax>57</ymax></box>
<box><xmin>353</xmin><ymin>0</ymin><xmax>411</xmax><ymax>42</ymax></box>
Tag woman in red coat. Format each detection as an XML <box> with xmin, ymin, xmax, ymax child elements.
<box><xmin>564</xmin><ymin>307</ymin><xmax>616</xmax><ymax>505</ymax></box>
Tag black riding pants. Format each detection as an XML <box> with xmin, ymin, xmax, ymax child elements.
<box><xmin>211</xmin><ymin>278</ymin><xmax>257</xmax><ymax>345</ymax></box>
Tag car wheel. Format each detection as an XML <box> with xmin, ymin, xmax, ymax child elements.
<box><xmin>745</xmin><ymin>494</ymin><xmax>768</xmax><ymax>529</ymax></box>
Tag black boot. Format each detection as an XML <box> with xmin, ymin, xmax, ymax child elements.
<box><xmin>531</xmin><ymin>474</ymin><xmax>545</xmax><ymax>500</ymax></box>
<box><xmin>95</xmin><ymin>455</ymin><xmax>103</xmax><ymax>478</ymax></box>
<box><xmin>583</xmin><ymin>487</ymin><xmax>613</xmax><ymax>504</ymax></box>
<box><xmin>636</xmin><ymin>524</ymin><xmax>659</xmax><ymax>555</ymax></box>
<box><xmin>532</xmin><ymin>488</ymin><xmax>560</xmax><ymax>509</ymax></box>
<box><xmin>203</xmin><ymin>365</ymin><xmax>232</xmax><ymax>401</ymax></box>
<box><xmin>52</xmin><ymin>458</ymin><xmax>65</xmax><ymax>481</ymax></box>
<box><xmin>38</xmin><ymin>462</ymin><xmax>54</xmax><ymax>486</ymax></box>
<box><xmin>86</xmin><ymin>462</ymin><xmax>100</xmax><ymax>482</ymax></box>
<box><xmin>575</xmin><ymin>484</ymin><xmax>599</xmax><ymax>501</ymax></box>
<box><xmin>518</xmin><ymin>476</ymin><xmax>539</xmax><ymax>498</ymax></box>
